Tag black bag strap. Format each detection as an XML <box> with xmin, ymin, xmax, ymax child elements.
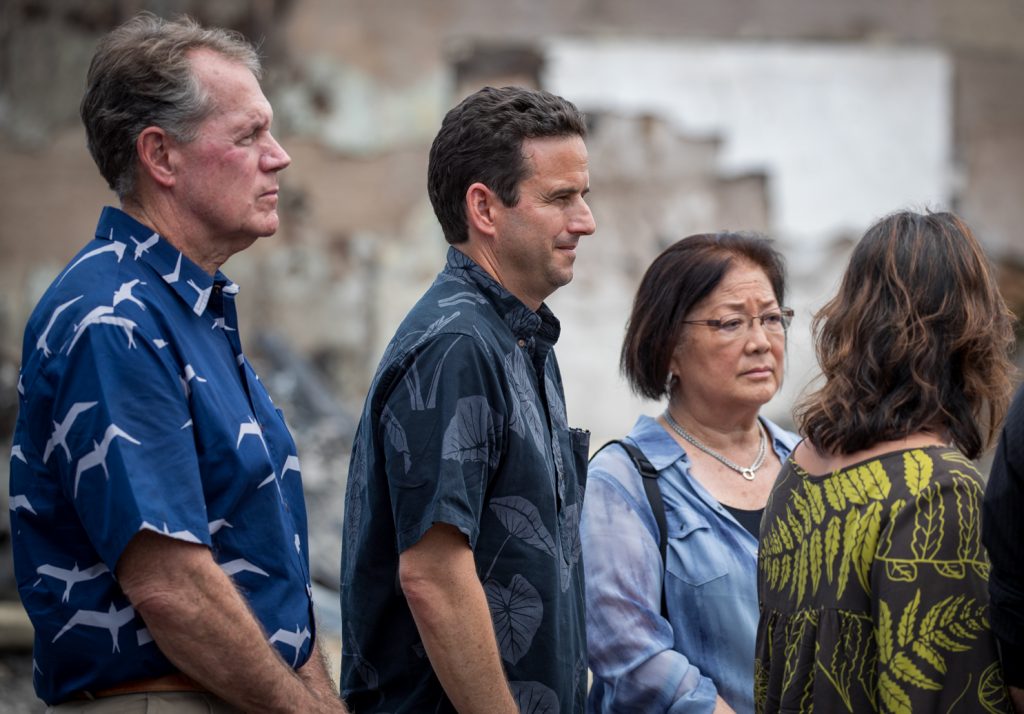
<box><xmin>591</xmin><ymin>439</ymin><xmax>669</xmax><ymax>619</ymax></box>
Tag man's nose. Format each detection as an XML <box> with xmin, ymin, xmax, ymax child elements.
<box><xmin>572</xmin><ymin>200</ymin><xmax>596</xmax><ymax>236</ymax></box>
<box><xmin>262</xmin><ymin>132</ymin><xmax>291</xmax><ymax>172</ymax></box>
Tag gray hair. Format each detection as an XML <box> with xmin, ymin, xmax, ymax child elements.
<box><xmin>80</xmin><ymin>12</ymin><xmax>262</xmax><ymax>200</ymax></box>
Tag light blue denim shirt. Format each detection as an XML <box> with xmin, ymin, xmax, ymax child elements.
<box><xmin>582</xmin><ymin>414</ymin><xmax>798</xmax><ymax>714</ymax></box>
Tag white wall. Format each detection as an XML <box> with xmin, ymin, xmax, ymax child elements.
<box><xmin>544</xmin><ymin>40</ymin><xmax>954</xmax><ymax>441</ymax></box>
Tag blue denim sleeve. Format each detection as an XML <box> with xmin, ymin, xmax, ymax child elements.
<box><xmin>582</xmin><ymin>448</ymin><xmax>719</xmax><ymax>713</ymax></box>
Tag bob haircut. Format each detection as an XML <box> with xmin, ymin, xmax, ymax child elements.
<box><xmin>621</xmin><ymin>232</ymin><xmax>788</xmax><ymax>401</ymax></box>
<box><xmin>797</xmin><ymin>210</ymin><xmax>1016</xmax><ymax>459</ymax></box>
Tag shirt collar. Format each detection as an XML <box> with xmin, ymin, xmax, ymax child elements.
<box><xmin>443</xmin><ymin>246</ymin><xmax>561</xmax><ymax>344</ymax></box>
<box><xmin>626</xmin><ymin>412</ymin><xmax>798</xmax><ymax>471</ymax></box>
<box><xmin>96</xmin><ymin>206</ymin><xmax>236</xmax><ymax>316</ymax></box>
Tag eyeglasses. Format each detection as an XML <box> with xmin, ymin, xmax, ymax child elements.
<box><xmin>681</xmin><ymin>308</ymin><xmax>794</xmax><ymax>337</ymax></box>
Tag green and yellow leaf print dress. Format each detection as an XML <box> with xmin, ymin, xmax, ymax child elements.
<box><xmin>755</xmin><ymin>446</ymin><xmax>1011</xmax><ymax>713</ymax></box>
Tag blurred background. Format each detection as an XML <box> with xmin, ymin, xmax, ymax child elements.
<box><xmin>1</xmin><ymin>0</ymin><xmax>1023</xmax><ymax>708</ymax></box>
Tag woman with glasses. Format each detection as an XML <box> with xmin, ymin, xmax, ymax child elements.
<box><xmin>582</xmin><ymin>233</ymin><xmax>798</xmax><ymax>713</ymax></box>
<box><xmin>755</xmin><ymin>210</ymin><xmax>1016</xmax><ymax>713</ymax></box>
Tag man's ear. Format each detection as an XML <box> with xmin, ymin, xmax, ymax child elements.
<box><xmin>136</xmin><ymin>126</ymin><xmax>176</xmax><ymax>189</ymax></box>
<box><xmin>465</xmin><ymin>182</ymin><xmax>499</xmax><ymax>239</ymax></box>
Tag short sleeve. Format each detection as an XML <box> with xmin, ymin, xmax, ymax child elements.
<box><xmin>379</xmin><ymin>333</ymin><xmax>507</xmax><ymax>553</ymax></box>
<box><xmin>47</xmin><ymin>319</ymin><xmax>211</xmax><ymax>569</ymax></box>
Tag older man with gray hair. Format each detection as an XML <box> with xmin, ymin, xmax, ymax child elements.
<box><xmin>9</xmin><ymin>13</ymin><xmax>346</xmax><ymax>712</ymax></box>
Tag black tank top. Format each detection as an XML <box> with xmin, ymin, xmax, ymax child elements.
<box><xmin>723</xmin><ymin>504</ymin><xmax>764</xmax><ymax>539</ymax></box>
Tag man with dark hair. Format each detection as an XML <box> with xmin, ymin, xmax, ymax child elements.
<box><xmin>984</xmin><ymin>384</ymin><xmax>1024</xmax><ymax>714</ymax></box>
<box><xmin>9</xmin><ymin>13</ymin><xmax>346</xmax><ymax>712</ymax></box>
<box><xmin>341</xmin><ymin>85</ymin><xmax>596</xmax><ymax>713</ymax></box>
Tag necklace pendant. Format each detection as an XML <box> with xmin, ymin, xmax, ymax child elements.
<box><xmin>741</xmin><ymin>468</ymin><xmax>757</xmax><ymax>481</ymax></box>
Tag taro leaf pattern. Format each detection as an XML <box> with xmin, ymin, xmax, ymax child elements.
<box><xmin>572</xmin><ymin>652</ymin><xmax>587</xmax><ymax>712</ymax></box>
<box><xmin>537</xmin><ymin>355</ymin><xmax>566</xmax><ymax>498</ymax></box>
<box><xmin>510</xmin><ymin>680</ymin><xmax>560</xmax><ymax>714</ymax></box>
<box><xmin>504</xmin><ymin>348</ymin><xmax>546</xmax><ymax>456</ymax></box>
<box><xmin>437</xmin><ymin>291</ymin><xmax>487</xmax><ymax>308</ymax></box>
<box><xmin>354</xmin><ymin>654</ymin><xmax>379</xmax><ymax>690</ymax></box>
<box><xmin>485</xmin><ymin>574</ymin><xmax>543</xmax><ymax>665</ymax></box>
<box><xmin>550</xmin><ymin>427</ymin><xmax>565</xmax><ymax>505</ymax></box>
<box><xmin>402</xmin><ymin>336</ymin><xmax>462</xmax><ymax>411</ymax></box>
<box><xmin>757</xmin><ymin>448</ymin><xmax>1008</xmax><ymax>713</ymax></box>
<box><xmin>558</xmin><ymin>503</ymin><xmax>582</xmax><ymax>592</ymax></box>
<box><xmin>381</xmin><ymin>406</ymin><xmax>411</xmax><ymax>474</ymax></box>
<box><xmin>408</xmin><ymin>312</ymin><xmax>460</xmax><ymax>353</ymax></box>
<box><xmin>440</xmin><ymin>396</ymin><xmax>501</xmax><ymax>468</ymax></box>
<box><xmin>489</xmin><ymin>496</ymin><xmax>556</xmax><ymax>557</ymax></box>
<box><xmin>342</xmin><ymin>442</ymin><xmax>366</xmax><ymax>578</ymax></box>
<box><xmin>544</xmin><ymin>375</ymin><xmax>568</xmax><ymax>432</ymax></box>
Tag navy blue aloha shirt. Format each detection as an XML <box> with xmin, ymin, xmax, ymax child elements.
<box><xmin>10</xmin><ymin>207</ymin><xmax>316</xmax><ymax>705</ymax></box>
<box><xmin>340</xmin><ymin>247</ymin><xmax>590</xmax><ymax>713</ymax></box>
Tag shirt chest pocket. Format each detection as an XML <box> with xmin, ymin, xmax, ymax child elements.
<box><xmin>664</xmin><ymin>512</ymin><xmax>730</xmax><ymax>587</ymax></box>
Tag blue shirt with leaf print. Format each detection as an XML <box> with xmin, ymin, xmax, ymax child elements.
<box><xmin>340</xmin><ymin>246</ymin><xmax>590</xmax><ymax>713</ymax></box>
<box><xmin>10</xmin><ymin>207</ymin><xmax>315</xmax><ymax>705</ymax></box>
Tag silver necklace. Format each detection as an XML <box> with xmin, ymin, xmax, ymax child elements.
<box><xmin>662</xmin><ymin>410</ymin><xmax>767</xmax><ymax>481</ymax></box>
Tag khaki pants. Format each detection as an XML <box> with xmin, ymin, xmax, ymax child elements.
<box><xmin>48</xmin><ymin>692</ymin><xmax>240</xmax><ymax>713</ymax></box>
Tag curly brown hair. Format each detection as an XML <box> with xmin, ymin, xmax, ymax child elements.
<box><xmin>796</xmin><ymin>210</ymin><xmax>1017</xmax><ymax>459</ymax></box>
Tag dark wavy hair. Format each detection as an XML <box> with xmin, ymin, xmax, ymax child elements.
<box><xmin>796</xmin><ymin>210</ymin><xmax>1017</xmax><ymax>459</ymax></box>
<box><xmin>427</xmin><ymin>86</ymin><xmax>587</xmax><ymax>245</ymax></box>
<box><xmin>621</xmin><ymin>232</ymin><xmax>787</xmax><ymax>400</ymax></box>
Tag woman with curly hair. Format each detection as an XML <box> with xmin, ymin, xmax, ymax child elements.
<box><xmin>755</xmin><ymin>210</ymin><xmax>1017</xmax><ymax>713</ymax></box>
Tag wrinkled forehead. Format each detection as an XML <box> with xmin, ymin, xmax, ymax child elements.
<box><xmin>697</xmin><ymin>260</ymin><xmax>778</xmax><ymax>313</ymax></box>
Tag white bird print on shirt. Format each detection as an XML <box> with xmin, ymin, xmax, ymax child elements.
<box><xmin>9</xmin><ymin>494</ymin><xmax>36</xmax><ymax>514</ymax></box>
<box><xmin>137</xmin><ymin>628</ymin><xmax>153</xmax><ymax>646</ymax></box>
<box><xmin>208</xmin><ymin>518</ymin><xmax>232</xmax><ymax>535</ymax></box>
<box><xmin>139</xmin><ymin>521</ymin><xmax>202</xmax><ymax>544</ymax></box>
<box><xmin>237</xmin><ymin>416</ymin><xmax>269</xmax><ymax>455</ymax></box>
<box><xmin>52</xmin><ymin>602</ymin><xmax>135</xmax><ymax>652</ymax></box>
<box><xmin>36</xmin><ymin>561</ymin><xmax>110</xmax><ymax>602</ymax></box>
<box><xmin>258</xmin><ymin>471</ymin><xmax>281</xmax><ymax>495</ymax></box>
<box><xmin>74</xmin><ymin>424</ymin><xmax>141</xmax><ymax>497</ymax></box>
<box><xmin>162</xmin><ymin>253</ymin><xmax>182</xmax><ymax>284</ymax></box>
<box><xmin>43</xmin><ymin>401</ymin><xmax>98</xmax><ymax>463</ymax></box>
<box><xmin>269</xmin><ymin>625</ymin><xmax>311</xmax><ymax>667</ymax></box>
<box><xmin>36</xmin><ymin>295</ymin><xmax>83</xmax><ymax>357</ymax></box>
<box><xmin>180</xmin><ymin>364</ymin><xmax>208</xmax><ymax>398</ymax></box>
<box><xmin>112</xmin><ymin>279</ymin><xmax>146</xmax><ymax>310</ymax></box>
<box><xmin>187</xmin><ymin>279</ymin><xmax>212</xmax><ymax>315</ymax></box>
<box><xmin>56</xmin><ymin>242</ymin><xmax>127</xmax><ymax>285</ymax></box>
<box><xmin>211</xmin><ymin>317</ymin><xmax>237</xmax><ymax>331</ymax></box>
<box><xmin>11</xmin><ymin>444</ymin><xmax>27</xmax><ymax>464</ymax></box>
<box><xmin>280</xmin><ymin>455</ymin><xmax>301</xmax><ymax>480</ymax></box>
<box><xmin>130</xmin><ymin>233</ymin><xmax>159</xmax><ymax>260</ymax></box>
<box><xmin>66</xmin><ymin>306</ymin><xmax>139</xmax><ymax>352</ymax></box>
<box><xmin>220</xmin><ymin>559</ymin><xmax>269</xmax><ymax>578</ymax></box>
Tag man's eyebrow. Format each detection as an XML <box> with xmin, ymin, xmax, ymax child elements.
<box><xmin>547</xmin><ymin>184</ymin><xmax>590</xmax><ymax>199</ymax></box>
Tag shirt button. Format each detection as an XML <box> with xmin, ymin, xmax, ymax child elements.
<box><xmin>517</xmin><ymin>338</ymin><xmax>526</xmax><ymax>348</ymax></box>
